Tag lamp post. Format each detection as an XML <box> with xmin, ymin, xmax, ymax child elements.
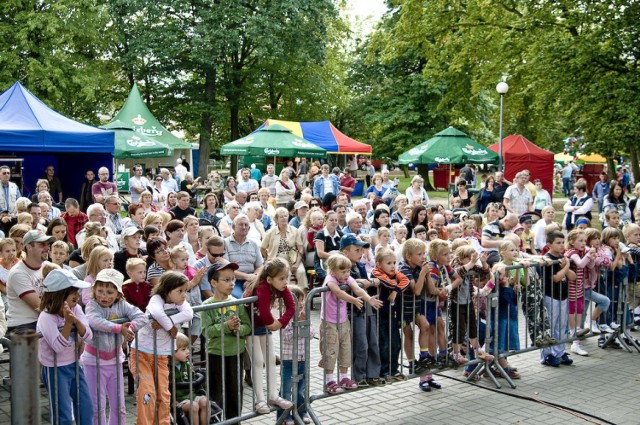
<box><xmin>496</xmin><ymin>82</ymin><xmax>509</xmax><ymax>171</ymax></box>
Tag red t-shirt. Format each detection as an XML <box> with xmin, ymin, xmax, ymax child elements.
<box><xmin>123</xmin><ymin>280</ymin><xmax>152</xmax><ymax>312</ymax></box>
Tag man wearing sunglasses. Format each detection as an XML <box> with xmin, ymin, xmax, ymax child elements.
<box><xmin>194</xmin><ymin>236</ymin><xmax>227</xmax><ymax>299</ymax></box>
<box><xmin>0</xmin><ymin>165</ymin><xmax>20</xmax><ymax>213</ymax></box>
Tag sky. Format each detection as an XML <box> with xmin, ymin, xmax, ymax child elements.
<box><xmin>342</xmin><ymin>0</ymin><xmax>388</xmax><ymax>36</ymax></box>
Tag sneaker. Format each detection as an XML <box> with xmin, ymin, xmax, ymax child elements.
<box><xmin>427</xmin><ymin>378</ymin><xmax>442</xmax><ymax>389</ymax></box>
<box><xmin>325</xmin><ymin>381</ymin><xmax>345</xmax><ymax>394</ymax></box>
<box><xmin>560</xmin><ymin>353</ymin><xmax>573</xmax><ymax>365</ymax></box>
<box><xmin>575</xmin><ymin>328</ymin><xmax>590</xmax><ymax>338</ymax></box>
<box><xmin>356</xmin><ymin>379</ymin><xmax>369</xmax><ymax>388</ymax></box>
<box><xmin>598</xmin><ymin>336</ymin><xmax>606</xmax><ymax>348</ymax></box>
<box><xmin>610</xmin><ymin>322</ymin><xmax>621</xmax><ymax>330</ymax></box>
<box><xmin>339</xmin><ymin>377</ymin><xmax>358</xmax><ymax>390</ymax></box>
<box><xmin>599</xmin><ymin>324</ymin><xmax>614</xmax><ymax>333</ymax></box>
<box><xmin>571</xmin><ymin>342</ymin><xmax>589</xmax><ymax>356</ymax></box>
<box><xmin>418</xmin><ymin>380</ymin><xmax>432</xmax><ymax>392</ymax></box>
<box><xmin>417</xmin><ymin>355</ymin><xmax>436</xmax><ymax>368</ymax></box>
<box><xmin>475</xmin><ymin>349</ymin><xmax>495</xmax><ymax>362</ymax></box>
<box><xmin>542</xmin><ymin>354</ymin><xmax>560</xmax><ymax>367</ymax></box>
<box><xmin>435</xmin><ymin>354</ymin><xmax>448</xmax><ymax>369</ymax></box>
<box><xmin>268</xmin><ymin>396</ymin><xmax>293</xmax><ymax>409</ymax></box>
<box><xmin>254</xmin><ymin>400</ymin><xmax>270</xmax><ymax>414</ymax></box>
<box><xmin>590</xmin><ymin>321</ymin><xmax>602</xmax><ymax>334</ymax></box>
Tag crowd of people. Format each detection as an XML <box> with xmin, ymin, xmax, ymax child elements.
<box><xmin>1</xmin><ymin>158</ymin><xmax>640</xmax><ymax>425</ymax></box>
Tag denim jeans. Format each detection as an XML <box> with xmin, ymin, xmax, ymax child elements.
<box><xmin>42</xmin><ymin>363</ymin><xmax>93</xmax><ymax>425</ymax></box>
<box><xmin>277</xmin><ymin>360</ymin><xmax>306</xmax><ymax>420</ymax></box>
<box><xmin>562</xmin><ymin>177</ymin><xmax>572</xmax><ymax>196</ymax></box>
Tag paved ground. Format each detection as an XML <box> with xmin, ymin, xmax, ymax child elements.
<box><xmin>2</xmin><ymin>295</ymin><xmax>638</xmax><ymax>425</ymax></box>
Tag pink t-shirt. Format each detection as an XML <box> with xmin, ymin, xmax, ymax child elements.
<box><xmin>320</xmin><ymin>275</ymin><xmax>355</xmax><ymax>324</ymax></box>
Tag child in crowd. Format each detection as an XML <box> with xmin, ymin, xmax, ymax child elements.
<box><xmin>451</xmin><ymin>197</ymin><xmax>463</xmax><ymax>210</ymax></box>
<box><xmin>492</xmin><ymin>241</ymin><xmax>525</xmax><ymax>378</ymax></box>
<box><xmin>339</xmin><ymin>235</ymin><xmax>384</xmax><ymax>387</ymax></box>
<box><xmin>576</xmin><ymin>217</ymin><xmax>591</xmax><ymax>231</ymax></box>
<box><xmin>130</xmin><ymin>271</ymin><xmax>193</xmax><ymax>425</ymax></box>
<box><xmin>584</xmin><ymin>228</ymin><xmax>612</xmax><ymax>335</ymax></box>
<box><xmin>444</xmin><ymin>210</ymin><xmax>454</xmax><ymax>225</ymax></box>
<box><xmin>37</xmin><ymin>269</ymin><xmax>93</xmax><ymax>425</ymax></box>
<box><xmin>82</xmin><ymin>245</ymin><xmax>114</xmax><ymax>305</ymax></box>
<box><xmin>171</xmin><ymin>332</ymin><xmax>211</xmax><ymax>425</ymax></box>
<box><xmin>202</xmin><ymin>260</ymin><xmax>251</xmax><ymax>421</ymax></box>
<box><xmin>564</xmin><ymin>230</ymin><xmax>594</xmax><ymax>356</ymax></box>
<box><xmin>321</xmin><ymin>253</ymin><xmax>377</xmax><ymax>392</ymax></box>
<box><xmin>392</xmin><ymin>224</ymin><xmax>408</xmax><ymax>262</ymax></box>
<box><xmin>194</xmin><ymin>226</ymin><xmax>215</xmax><ymax>260</ymax></box>
<box><xmin>142</xmin><ymin>225</ymin><xmax>161</xmax><ymax>250</ymax></box>
<box><xmin>82</xmin><ymin>268</ymin><xmax>147</xmax><ymax>425</ymax></box>
<box><xmin>17</xmin><ymin>211</ymin><xmax>33</xmax><ymax>227</ymax></box>
<box><xmin>359</xmin><ymin>234</ymin><xmax>376</xmax><ymax>275</ymax></box>
<box><xmin>374</xmin><ymin>227</ymin><xmax>392</xmax><ymax>254</ymax></box>
<box><xmin>244</xmin><ymin>258</ymin><xmax>295</xmax><ymax>413</ymax></box>
<box><xmin>601</xmin><ymin>227</ymin><xmax>626</xmax><ymax>331</ymax></box>
<box><xmin>540</xmin><ymin>223</ymin><xmax>562</xmax><ymax>255</ymax></box>
<box><xmin>123</xmin><ymin>258</ymin><xmax>153</xmax><ymax>312</ymax></box>
<box><xmin>519</xmin><ymin>215</ymin><xmax>536</xmax><ymax>254</ymax></box>
<box><xmin>426</xmin><ymin>228</ymin><xmax>437</xmax><ymax>242</ymax></box>
<box><xmin>446</xmin><ymin>223</ymin><xmax>462</xmax><ymax>243</ymax></box>
<box><xmin>279</xmin><ymin>286</ymin><xmax>314</xmax><ymax>424</ymax></box>
<box><xmin>461</xmin><ymin>219</ymin><xmax>482</xmax><ymax>253</ymax></box>
<box><xmin>170</xmin><ymin>245</ymin><xmax>207</xmax><ymax>342</ymax></box>
<box><xmin>541</xmin><ymin>231</ymin><xmax>576</xmax><ymax>367</ymax></box>
<box><xmin>0</xmin><ymin>238</ymin><xmax>18</xmax><ymax>304</ymax></box>
<box><xmin>604</xmin><ymin>209</ymin><xmax>620</xmax><ymax>230</ymax></box>
<box><xmin>113</xmin><ymin>227</ymin><xmax>144</xmax><ymax>276</ymax></box>
<box><xmin>50</xmin><ymin>240</ymin><xmax>71</xmax><ymax>270</ymax></box>
<box><xmin>623</xmin><ymin>224</ymin><xmax>640</xmax><ymax>330</ymax></box>
<box><xmin>306</xmin><ymin>210</ymin><xmax>324</xmax><ymax>252</ymax></box>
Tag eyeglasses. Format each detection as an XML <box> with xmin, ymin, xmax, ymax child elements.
<box><xmin>310</xmin><ymin>203</ymin><xmax>320</xmax><ymax>207</ymax></box>
<box><xmin>209</xmin><ymin>251</ymin><xmax>225</xmax><ymax>258</ymax></box>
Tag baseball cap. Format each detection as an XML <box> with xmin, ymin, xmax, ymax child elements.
<box><xmin>207</xmin><ymin>260</ymin><xmax>239</xmax><ymax>282</ymax></box>
<box><xmin>43</xmin><ymin>269</ymin><xmax>91</xmax><ymax>293</ymax></box>
<box><xmin>95</xmin><ymin>268</ymin><xmax>125</xmax><ymax>294</ymax></box>
<box><xmin>122</xmin><ymin>227</ymin><xmax>144</xmax><ymax>239</ymax></box>
<box><xmin>340</xmin><ymin>234</ymin><xmax>370</xmax><ymax>250</ymax></box>
<box><xmin>519</xmin><ymin>215</ymin><xmax>532</xmax><ymax>224</ymax></box>
<box><xmin>23</xmin><ymin>230</ymin><xmax>56</xmax><ymax>245</ymax></box>
<box><xmin>294</xmin><ymin>201</ymin><xmax>309</xmax><ymax>210</ymax></box>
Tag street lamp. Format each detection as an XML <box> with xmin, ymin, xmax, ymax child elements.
<box><xmin>496</xmin><ymin>81</ymin><xmax>509</xmax><ymax>171</ymax></box>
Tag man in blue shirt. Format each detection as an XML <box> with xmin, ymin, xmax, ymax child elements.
<box><xmin>592</xmin><ymin>172</ymin><xmax>610</xmax><ymax>213</ymax></box>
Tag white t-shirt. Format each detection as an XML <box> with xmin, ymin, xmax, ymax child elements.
<box><xmin>129</xmin><ymin>175</ymin><xmax>150</xmax><ymax>203</ymax></box>
<box><xmin>6</xmin><ymin>261</ymin><xmax>44</xmax><ymax>327</ymax></box>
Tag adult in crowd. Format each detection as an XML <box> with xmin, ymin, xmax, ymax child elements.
<box><xmin>405</xmin><ymin>205</ymin><xmax>428</xmax><ymax>238</ymax></box>
<box><xmin>629</xmin><ymin>183</ymin><xmax>640</xmax><ymax>218</ymax></box>
<box><xmin>390</xmin><ymin>194</ymin><xmax>409</xmax><ymax>224</ymax></box>
<box><xmin>224</xmin><ymin>214</ymin><xmax>264</xmax><ymax>298</ymax></box>
<box><xmin>0</xmin><ymin>165</ymin><xmax>20</xmax><ymax>213</ymax></box>
<box><xmin>160</xmin><ymin>167</ymin><xmax>179</xmax><ymax>193</ymax></box>
<box><xmin>405</xmin><ymin>175</ymin><xmax>430</xmax><ymax>206</ymax></box>
<box><xmin>92</xmin><ymin>167</ymin><xmax>118</xmax><ymax>204</ymax></box>
<box><xmin>275</xmin><ymin>167</ymin><xmax>296</xmax><ymax>208</ymax></box>
<box><xmin>79</xmin><ymin>169</ymin><xmax>96</xmax><ymax>212</ymax></box>
<box><xmin>104</xmin><ymin>194</ymin><xmax>123</xmax><ymax>235</ymax></box>
<box><xmin>562</xmin><ymin>161</ymin><xmax>578</xmax><ymax>197</ymax></box>
<box><xmin>380</xmin><ymin>169</ymin><xmax>394</xmax><ymax>191</ymax></box>
<box><xmin>476</xmin><ymin>175</ymin><xmax>496</xmax><ymax>214</ymax></box>
<box><xmin>129</xmin><ymin>164</ymin><xmax>150</xmax><ymax>204</ymax></box>
<box><xmin>142</xmin><ymin>212</ymin><xmax>164</xmax><ymax>234</ymax></box>
<box><xmin>180</xmin><ymin>173</ymin><xmax>201</xmax><ymax>197</ymax></box>
<box><xmin>369</xmin><ymin>207</ymin><xmax>393</xmax><ymax>248</ymax></box>
<box><xmin>199</xmin><ymin>192</ymin><xmax>224</xmax><ymax>227</ymax></box>
<box><xmin>533</xmin><ymin>206</ymin><xmax>556</xmax><ymax>253</ymax></box>
<box><xmin>37</xmin><ymin>191</ymin><xmax>61</xmax><ymax>220</ymax></box>
<box><xmin>297</xmin><ymin>158</ymin><xmax>309</xmax><ymax>187</ymax></box>
<box><xmin>532</xmin><ymin>179</ymin><xmax>552</xmax><ymax>214</ymax></box>
<box><xmin>602</xmin><ymin>180</ymin><xmax>631</xmax><ymax>225</ymax></box>
<box><xmin>139</xmin><ymin>190</ymin><xmax>157</xmax><ymax>214</ymax></box>
<box><xmin>27</xmin><ymin>203</ymin><xmax>46</xmax><ymax>231</ymax></box>
<box><xmin>6</xmin><ymin>230</ymin><xmax>55</xmax><ymax>333</ymax></box>
<box><xmin>183</xmin><ymin>215</ymin><xmax>200</xmax><ymax>256</ymax></box>
<box><xmin>113</xmin><ymin>227</ymin><xmax>145</xmax><ymax>276</ymax></box>
<box><xmin>207</xmin><ymin>171</ymin><xmax>225</xmax><ymax>199</ymax></box>
<box><xmin>250</xmin><ymin>163</ymin><xmax>262</xmax><ymax>181</ymax></box>
<box><xmin>289</xmin><ymin>201</ymin><xmax>308</xmax><ymax>229</ymax></box>
<box><xmin>482</xmin><ymin>212</ymin><xmax>518</xmax><ymax>266</ymax></box>
<box><xmin>344</xmin><ymin>211</ymin><xmax>365</xmax><ymax>235</ymax></box>
<box><xmin>60</xmin><ymin>198</ymin><xmax>88</xmax><ymax>248</ymax></box>
<box><xmin>503</xmin><ymin>171</ymin><xmax>533</xmax><ymax>216</ymax></box>
<box><xmin>339</xmin><ymin>168</ymin><xmax>356</xmax><ymax>202</ymax></box>
<box><xmin>31</xmin><ymin>179</ymin><xmax>50</xmax><ymax>202</ymax></box>
<box><xmin>237</xmin><ymin>167</ymin><xmax>259</xmax><ymax>193</ymax></box>
<box><xmin>194</xmin><ymin>235</ymin><xmax>226</xmax><ymax>299</ymax></box>
<box><xmin>257</xmin><ymin>188</ymin><xmax>275</xmax><ymax>218</ymax></box>
<box><xmin>235</xmin><ymin>191</ymin><xmax>248</xmax><ymax>211</ymax></box>
<box><xmin>170</xmin><ymin>191</ymin><xmax>195</xmax><ymax>221</ymax></box>
<box><xmin>334</xmin><ymin>203</ymin><xmax>348</xmax><ymax>231</ymax></box>
<box><xmin>353</xmin><ymin>201</ymin><xmax>371</xmax><ymax>233</ymax></box>
<box><xmin>244</xmin><ymin>202</ymin><xmax>266</xmax><ymax>245</ymax></box>
<box><xmin>620</xmin><ymin>167</ymin><xmax>631</xmax><ymax>192</ymax></box>
<box><xmin>46</xmin><ymin>217</ymin><xmax>71</xmax><ymax>248</ymax></box>
<box><xmin>365</xmin><ymin>160</ymin><xmax>375</xmax><ymax>188</ymax></box>
<box><xmin>223</xmin><ymin>176</ymin><xmax>238</xmax><ymax>203</ymax></box>
<box><xmin>592</xmin><ymin>172</ymin><xmax>610</xmax><ymax>214</ymax></box>
<box><xmin>219</xmin><ymin>200</ymin><xmax>241</xmax><ymax>237</ymax></box>
<box><xmin>123</xmin><ymin>203</ymin><xmax>146</xmax><ymax>231</ymax></box>
<box><xmin>348</xmin><ymin>155</ymin><xmax>359</xmax><ymax>178</ymax></box>
<box><xmin>174</xmin><ymin>158</ymin><xmax>188</xmax><ymax>181</ymax></box>
<box><xmin>261</xmin><ymin>164</ymin><xmax>278</xmax><ymax>197</ymax></box>
<box><xmin>313</xmin><ymin>164</ymin><xmax>339</xmax><ymax>201</ymax></box>
<box><xmin>460</xmin><ymin>164</ymin><xmax>473</xmax><ymax>183</ymax></box>
<box><xmin>151</xmin><ymin>174</ymin><xmax>168</xmax><ymax>209</ymax></box>
<box><xmin>41</xmin><ymin>165</ymin><xmax>63</xmax><ymax>203</ymax></box>
<box><xmin>451</xmin><ymin>178</ymin><xmax>476</xmax><ymax>210</ymax></box>
<box><xmin>365</xmin><ymin>173</ymin><xmax>387</xmax><ymax>200</ymax></box>
<box><xmin>77</xmin><ymin>203</ymin><xmax>119</xmax><ymax>251</ymax></box>
<box><xmin>165</xmin><ymin>219</ymin><xmax>195</xmax><ymax>262</ymax></box>
<box><xmin>261</xmin><ymin>207</ymin><xmax>307</xmax><ymax>288</ymax></box>
<box><xmin>493</xmin><ymin>171</ymin><xmax>510</xmax><ymax>203</ymax></box>
<box><xmin>162</xmin><ymin>191</ymin><xmax>178</xmax><ymax>213</ymax></box>
<box><xmin>146</xmin><ymin>238</ymin><xmax>171</xmax><ymax>286</ymax></box>
<box><xmin>313</xmin><ymin>210</ymin><xmax>342</xmax><ymax>282</ymax></box>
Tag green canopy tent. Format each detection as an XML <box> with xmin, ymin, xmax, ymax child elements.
<box><xmin>221</xmin><ymin>124</ymin><xmax>327</xmax><ymax>159</ymax></box>
<box><xmin>101</xmin><ymin>120</ymin><xmax>174</xmax><ymax>159</ymax></box>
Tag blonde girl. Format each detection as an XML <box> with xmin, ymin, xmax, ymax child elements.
<box><xmin>81</xmin><ymin>246</ymin><xmax>113</xmax><ymax>305</ymax></box>
<box><xmin>142</xmin><ymin>212</ymin><xmax>163</xmax><ymax>230</ymax></box>
<box><xmin>195</xmin><ymin>225</ymin><xmax>215</xmax><ymax>260</ymax></box>
<box><xmin>183</xmin><ymin>215</ymin><xmax>200</xmax><ymax>255</ymax></box>
<box><xmin>130</xmin><ymin>271</ymin><xmax>193</xmax><ymax>425</ymax></box>
<box><xmin>564</xmin><ymin>229</ymin><xmax>593</xmax><ymax>356</ymax></box>
<box><xmin>170</xmin><ymin>245</ymin><xmax>207</xmax><ymax>342</ymax></box>
<box><xmin>243</xmin><ymin>258</ymin><xmax>295</xmax><ymax>414</ymax></box>
<box><xmin>0</xmin><ymin>238</ymin><xmax>18</xmax><ymax>301</ymax></box>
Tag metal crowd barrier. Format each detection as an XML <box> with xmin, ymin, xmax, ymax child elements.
<box><xmin>6</xmin><ymin>261</ymin><xmax>640</xmax><ymax>425</ymax></box>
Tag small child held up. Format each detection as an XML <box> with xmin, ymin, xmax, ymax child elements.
<box><xmin>321</xmin><ymin>253</ymin><xmax>379</xmax><ymax>392</ymax></box>
<box><xmin>131</xmin><ymin>271</ymin><xmax>194</xmax><ymax>425</ymax></box>
<box><xmin>0</xmin><ymin>238</ymin><xmax>19</xmax><ymax>304</ymax></box>
<box><xmin>171</xmin><ymin>332</ymin><xmax>211</xmax><ymax>425</ymax></box>
<box><xmin>37</xmin><ymin>269</ymin><xmax>93</xmax><ymax>425</ymax></box>
<box><xmin>81</xmin><ymin>268</ymin><xmax>147</xmax><ymax>425</ymax></box>
<box><xmin>123</xmin><ymin>258</ymin><xmax>153</xmax><ymax>312</ymax></box>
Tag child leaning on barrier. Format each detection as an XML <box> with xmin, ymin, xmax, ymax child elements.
<box><xmin>601</xmin><ymin>227</ymin><xmax>626</xmax><ymax>332</ymax></box>
<box><xmin>130</xmin><ymin>271</ymin><xmax>194</xmax><ymax>425</ymax></box>
<box><xmin>278</xmin><ymin>285</ymin><xmax>315</xmax><ymax>425</ymax></box>
<box><xmin>81</xmin><ymin>268</ymin><xmax>147</xmax><ymax>425</ymax></box>
<box><xmin>201</xmin><ymin>260</ymin><xmax>251</xmax><ymax>421</ymax></box>
<box><xmin>243</xmin><ymin>258</ymin><xmax>296</xmax><ymax>414</ymax></box>
<box><xmin>37</xmin><ymin>269</ymin><xmax>93</xmax><ymax>425</ymax></box>
<box><xmin>321</xmin><ymin>253</ymin><xmax>378</xmax><ymax>393</ymax></box>
<box><xmin>584</xmin><ymin>228</ymin><xmax>612</xmax><ymax>335</ymax></box>
<box><xmin>622</xmin><ymin>224</ymin><xmax>640</xmax><ymax>328</ymax></box>
<box><xmin>170</xmin><ymin>332</ymin><xmax>211</xmax><ymax>425</ymax></box>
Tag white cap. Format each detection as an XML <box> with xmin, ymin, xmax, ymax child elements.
<box><xmin>43</xmin><ymin>269</ymin><xmax>91</xmax><ymax>293</ymax></box>
<box><xmin>95</xmin><ymin>268</ymin><xmax>125</xmax><ymax>294</ymax></box>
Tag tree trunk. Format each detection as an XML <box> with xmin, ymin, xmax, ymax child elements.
<box><xmin>607</xmin><ymin>157</ymin><xmax>616</xmax><ymax>181</ymax></box>
<box><xmin>198</xmin><ymin>68</ymin><xmax>216</xmax><ymax>179</ymax></box>
<box><xmin>630</xmin><ymin>143</ymin><xmax>640</xmax><ymax>187</ymax></box>
<box><xmin>417</xmin><ymin>164</ymin><xmax>435</xmax><ymax>191</ymax></box>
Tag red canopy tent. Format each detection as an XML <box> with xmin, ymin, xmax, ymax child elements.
<box><xmin>489</xmin><ymin>135</ymin><xmax>554</xmax><ymax>195</ymax></box>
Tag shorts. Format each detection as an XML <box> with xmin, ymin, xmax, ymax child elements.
<box><xmin>425</xmin><ymin>300</ymin><xmax>441</xmax><ymax>325</ymax></box>
<box><xmin>402</xmin><ymin>300</ymin><xmax>426</xmax><ymax>325</ymax></box>
<box><xmin>568</xmin><ymin>297</ymin><xmax>584</xmax><ymax>315</ymax></box>
<box><xmin>319</xmin><ymin>320</ymin><xmax>351</xmax><ymax>371</ymax></box>
<box><xmin>449</xmin><ymin>301</ymin><xmax>478</xmax><ymax>344</ymax></box>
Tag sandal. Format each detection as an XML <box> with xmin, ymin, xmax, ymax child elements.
<box><xmin>325</xmin><ymin>381</ymin><xmax>345</xmax><ymax>394</ymax></box>
<box><xmin>254</xmin><ymin>400</ymin><xmax>270</xmax><ymax>414</ymax></box>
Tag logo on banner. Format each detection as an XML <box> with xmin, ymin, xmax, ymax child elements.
<box><xmin>409</xmin><ymin>146</ymin><xmax>428</xmax><ymax>156</ymax></box>
<box><xmin>132</xmin><ymin>114</ymin><xmax>146</xmax><ymax>125</ymax></box>
<box><xmin>435</xmin><ymin>157</ymin><xmax>451</xmax><ymax>163</ymax></box>
<box><xmin>264</xmin><ymin>148</ymin><xmax>280</xmax><ymax>155</ymax></box>
<box><xmin>292</xmin><ymin>139</ymin><xmax>315</xmax><ymax>148</ymax></box>
<box><xmin>126</xmin><ymin>135</ymin><xmax>156</xmax><ymax>148</ymax></box>
<box><xmin>461</xmin><ymin>144</ymin><xmax>487</xmax><ymax>155</ymax></box>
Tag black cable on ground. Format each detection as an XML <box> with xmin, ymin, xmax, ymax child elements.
<box><xmin>437</xmin><ymin>373</ymin><xmax>616</xmax><ymax>425</ymax></box>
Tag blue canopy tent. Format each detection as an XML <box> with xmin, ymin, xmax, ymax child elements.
<box><xmin>0</xmin><ymin>82</ymin><xmax>114</xmax><ymax>200</ymax></box>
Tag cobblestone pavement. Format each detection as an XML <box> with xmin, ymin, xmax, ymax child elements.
<box><xmin>2</xmin><ymin>300</ymin><xmax>638</xmax><ymax>424</ymax></box>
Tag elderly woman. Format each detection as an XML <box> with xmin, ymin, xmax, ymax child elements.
<box><xmin>244</xmin><ymin>201</ymin><xmax>266</xmax><ymax>245</ymax></box>
<box><xmin>199</xmin><ymin>192</ymin><xmax>224</xmax><ymax>226</ymax></box>
<box><xmin>258</xmin><ymin>187</ymin><xmax>276</xmax><ymax>218</ymax></box>
<box><xmin>261</xmin><ymin>207</ymin><xmax>307</xmax><ymax>288</ymax></box>
<box><xmin>219</xmin><ymin>200</ymin><xmax>241</xmax><ymax>237</ymax></box>
<box><xmin>37</xmin><ymin>191</ymin><xmax>61</xmax><ymax>219</ymax></box>
<box><xmin>139</xmin><ymin>190</ymin><xmax>157</xmax><ymax>214</ymax></box>
<box><xmin>390</xmin><ymin>194</ymin><xmax>409</xmax><ymax>224</ymax></box>
<box><xmin>275</xmin><ymin>167</ymin><xmax>296</xmax><ymax>208</ymax></box>
<box><xmin>405</xmin><ymin>175</ymin><xmax>430</xmax><ymax>205</ymax></box>
<box><xmin>123</xmin><ymin>203</ymin><xmax>146</xmax><ymax>230</ymax></box>
<box><xmin>344</xmin><ymin>211</ymin><xmax>365</xmax><ymax>235</ymax></box>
